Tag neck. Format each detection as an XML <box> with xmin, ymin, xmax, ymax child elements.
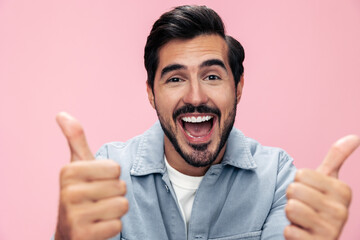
<box><xmin>164</xmin><ymin>136</ymin><xmax>226</xmax><ymax>176</ymax></box>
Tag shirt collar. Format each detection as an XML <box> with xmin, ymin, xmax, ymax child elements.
<box><xmin>130</xmin><ymin>122</ymin><xmax>257</xmax><ymax>176</ymax></box>
<box><xmin>130</xmin><ymin>122</ymin><xmax>166</xmax><ymax>176</ymax></box>
<box><xmin>221</xmin><ymin>127</ymin><xmax>257</xmax><ymax>169</ymax></box>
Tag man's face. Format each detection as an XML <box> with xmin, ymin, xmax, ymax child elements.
<box><xmin>147</xmin><ymin>34</ymin><xmax>243</xmax><ymax>167</ymax></box>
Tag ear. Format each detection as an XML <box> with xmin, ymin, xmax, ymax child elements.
<box><xmin>146</xmin><ymin>83</ymin><xmax>155</xmax><ymax>109</ymax></box>
<box><xmin>236</xmin><ymin>75</ymin><xmax>244</xmax><ymax>104</ymax></box>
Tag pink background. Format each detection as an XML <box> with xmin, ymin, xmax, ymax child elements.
<box><xmin>1</xmin><ymin>0</ymin><xmax>359</xmax><ymax>239</ymax></box>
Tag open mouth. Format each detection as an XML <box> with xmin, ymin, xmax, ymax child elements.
<box><xmin>178</xmin><ymin>114</ymin><xmax>216</xmax><ymax>143</ymax></box>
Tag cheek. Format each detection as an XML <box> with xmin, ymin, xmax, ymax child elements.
<box><xmin>155</xmin><ymin>90</ymin><xmax>181</xmax><ymax>118</ymax></box>
<box><xmin>210</xmin><ymin>87</ymin><xmax>236</xmax><ymax>111</ymax></box>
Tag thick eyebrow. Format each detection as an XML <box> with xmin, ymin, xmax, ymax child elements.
<box><xmin>200</xmin><ymin>59</ymin><xmax>227</xmax><ymax>73</ymax></box>
<box><xmin>160</xmin><ymin>59</ymin><xmax>227</xmax><ymax>79</ymax></box>
<box><xmin>160</xmin><ymin>64</ymin><xmax>186</xmax><ymax>78</ymax></box>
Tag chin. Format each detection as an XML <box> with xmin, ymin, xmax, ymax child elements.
<box><xmin>176</xmin><ymin>139</ymin><xmax>221</xmax><ymax>167</ymax></box>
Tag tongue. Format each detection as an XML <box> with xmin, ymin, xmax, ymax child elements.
<box><xmin>183</xmin><ymin>121</ymin><xmax>212</xmax><ymax>137</ymax></box>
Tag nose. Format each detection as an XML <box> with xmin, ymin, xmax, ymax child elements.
<box><xmin>182</xmin><ymin>79</ymin><xmax>209</xmax><ymax>106</ymax></box>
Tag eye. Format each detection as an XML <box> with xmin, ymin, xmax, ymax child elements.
<box><xmin>205</xmin><ymin>75</ymin><xmax>221</xmax><ymax>81</ymax></box>
<box><xmin>166</xmin><ymin>77</ymin><xmax>181</xmax><ymax>83</ymax></box>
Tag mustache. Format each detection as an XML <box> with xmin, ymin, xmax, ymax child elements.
<box><xmin>173</xmin><ymin>104</ymin><xmax>221</xmax><ymax>121</ymax></box>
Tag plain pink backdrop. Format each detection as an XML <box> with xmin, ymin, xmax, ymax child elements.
<box><xmin>0</xmin><ymin>1</ymin><xmax>359</xmax><ymax>239</ymax></box>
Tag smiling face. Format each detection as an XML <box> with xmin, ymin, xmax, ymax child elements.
<box><xmin>147</xmin><ymin>34</ymin><xmax>244</xmax><ymax>175</ymax></box>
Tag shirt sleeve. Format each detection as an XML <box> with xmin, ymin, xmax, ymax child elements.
<box><xmin>261</xmin><ymin>151</ymin><xmax>296</xmax><ymax>239</ymax></box>
<box><xmin>95</xmin><ymin>144</ymin><xmax>110</xmax><ymax>160</ymax></box>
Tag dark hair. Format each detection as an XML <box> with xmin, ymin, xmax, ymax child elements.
<box><xmin>225</xmin><ymin>35</ymin><xmax>245</xmax><ymax>86</ymax></box>
<box><xmin>144</xmin><ymin>5</ymin><xmax>245</xmax><ymax>90</ymax></box>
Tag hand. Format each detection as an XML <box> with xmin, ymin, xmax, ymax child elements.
<box><xmin>55</xmin><ymin>112</ymin><xmax>129</xmax><ymax>240</ymax></box>
<box><xmin>284</xmin><ymin>135</ymin><xmax>360</xmax><ymax>240</ymax></box>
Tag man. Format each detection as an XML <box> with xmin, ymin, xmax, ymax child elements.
<box><xmin>54</xmin><ymin>5</ymin><xmax>359</xmax><ymax>240</ymax></box>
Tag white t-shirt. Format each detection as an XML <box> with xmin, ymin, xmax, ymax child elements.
<box><xmin>164</xmin><ymin>156</ymin><xmax>203</xmax><ymax>229</ymax></box>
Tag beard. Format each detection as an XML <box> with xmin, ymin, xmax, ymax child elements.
<box><xmin>155</xmin><ymin>100</ymin><xmax>237</xmax><ymax>168</ymax></box>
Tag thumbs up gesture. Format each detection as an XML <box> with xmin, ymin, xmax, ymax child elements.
<box><xmin>284</xmin><ymin>135</ymin><xmax>360</xmax><ymax>239</ymax></box>
<box><xmin>55</xmin><ymin>112</ymin><xmax>129</xmax><ymax>240</ymax></box>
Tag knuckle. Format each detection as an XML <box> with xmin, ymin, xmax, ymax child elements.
<box><xmin>62</xmin><ymin>185</ymin><xmax>83</xmax><ymax>203</ymax></box>
<box><xmin>283</xmin><ymin>225</ymin><xmax>301</xmax><ymax>240</ymax></box>
<box><xmin>285</xmin><ymin>200</ymin><xmax>294</xmax><ymax>217</ymax></box>
<box><xmin>286</xmin><ymin>183</ymin><xmax>295</xmax><ymax>198</ymax></box>
<box><xmin>105</xmin><ymin>160</ymin><xmax>121</xmax><ymax>177</ymax></box>
<box><xmin>339</xmin><ymin>208</ymin><xmax>349</xmax><ymax>221</ymax></box>
<box><xmin>104</xmin><ymin>220</ymin><xmax>122</xmax><ymax>238</ymax></box>
<box><xmin>343</xmin><ymin>184</ymin><xmax>352</xmax><ymax>199</ymax></box>
<box><xmin>119</xmin><ymin>180</ymin><xmax>127</xmax><ymax>195</ymax></box>
<box><xmin>60</xmin><ymin>164</ymin><xmax>74</xmax><ymax>180</ymax></box>
<box><xmin>333</xmin><ymin>203</ymin><xmax>348</xmax><ymax>220</ymax></box>
<box><xmin>60</xmin><ymin>163</ymin><xmax>82</xmax><ymax>182</ymax></box>
<box><xmin>77</xmin><ymin>207</ymin><xmax>92</xmax><ymax>222</ymax></box>
<box><xmin>113</xmin><ymin>179</ymin><xmax>122</xmax><ymax>189</ymax></box>
<box><xmin>286</xmin><ymin>182</ymin><xmax>300</xmax><ymax>199</ymax></box>
<box><xmin>283</xmin><ymin>226</ymin><xmax>292</xmax><ymax>239</ymax></box>
<box><xmin>338</xmin><ymin>182</ymin><xmax>352</xmax><ymax>204</ymax></box>
<box><xmin>294</xmin><ymin>169</ymin><xmax>309</xmax><ymax>182</ymax></box>
<box><xmin>114</xmin><ymin>164</ymin><xmax>121</xmax><ymax>177</ymax></box>
<box><xmin>60</xmin><ymin>187</ymin><xmax>69</xmax><ymax>201</ymax></box>
<box><xmin>61</xmin><ymin>187</ymin><xmax>74</xmax><ymax>203</ymax></box>
<box><xmin>114</xmin><ymin>197</ymin><xmax>129</xmax><ymax>215</ymax></box>
<box><xmin>330</xmin><ymin>179</ymin><xmax>343</xmax><ymax>191</ymax></box>
<box><xmin>110</xmin><ymin>180</ymin><xmax>125</xmax><ymax>196</ymax></box>
<box><xmin>122</xmin><ymin>198</ymin><xmax>129</xmax><ymax>213</ymax></box>
<box><xmin>111</xmin><ymin>219</ymin><xmax>123</xmax><ymax>235</ymax></box>
<box><xmin>294</xmin><ymin>170</ymin><xmax>302</xmax><ymax>182</ymax></box>
<box><xmin>102</xmin><ymin>219</ymin><xmax>123</xmax><ymax>238</ymax></box>
<box><xmin>329</xmin><ymin>180</ymin><xmax>352</xmax><ymax>204</ymax></box>
<box><xmin>71</xmin><ymin>125</ymin><xmax>85</xmax><ymax>139</ymax></box>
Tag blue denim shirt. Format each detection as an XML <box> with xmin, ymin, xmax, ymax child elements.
<box><xmin>93</xmin><ymin>122</ymin><xmax>296</xmax><ymax>240</ymax></box>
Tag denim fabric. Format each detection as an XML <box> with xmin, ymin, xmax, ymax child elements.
<box><xmin>94</xmin><ymin>122</ymin><xmax>296</xmax><ymax>240</ymax></box>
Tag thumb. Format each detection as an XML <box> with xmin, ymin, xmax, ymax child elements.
<box><xmin>56</xmin><ymin>112</ymin><xmax>94</xmax><ymax>162</ymax></box>
<box><xmin>317</xmin><ymin>135</ymin><xmax>360</xmax><ymax>178</ymax></box>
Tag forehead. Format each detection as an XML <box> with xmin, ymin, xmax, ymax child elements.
<box><xmin>157</xmin><ymin>34</ymin><xmax>229</xmax><ymax>71</ymax></box>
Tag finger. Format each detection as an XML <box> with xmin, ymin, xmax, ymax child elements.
<box><xmin>79</xmin><ymin>197</ymin><xmax>129</xmax><ymax>223</ymax></box>
<box><xmin>286</xmin><ymin>182</ymin><xmax>326</xmax><ymax>212</ymax></box>
<box><xmin>317</xmin><ymin>135</ymin><xmax>360</xmax><ymax>178</ymax></box>
<box><xmin>65</xmin><ymin>179</ymin><xmax>127</xmax><ymax>203</ymax></box>
<box><xmin>60</xmin><ymin>160</ymin><xmax>121</xmax><ymax>187</ymax></box>
<box><xmin>284</xmin><ymin>225</ymin><xmax>312</xmax><ymax>240</ymax></box>
<box><xmin>285</xmin><ymin>199</ymin><xmax>319</xmax><ymax>231</ymax></box>
<box><xmin>287</xmin><ymin>181</ymin><xmax>350</xmax><ymax>224</ymax></box>
<box><xmin>94</xmin><ymin>197</ymin><xmax>129</xmax><ymax>221</ymax></box>
<box><xmin>56</xmin><ymin>112</ymin><xmax>94</xmax><ymax>162</ymax></box>
<box><xmin>294</xmin><ymin>169</ymin><xmax>352</xmax><ymax>206</ymax></box>
<box><xmin>92</xmin><ymin>219</ymin><xmax>122</xmax><ymax>240</ymax></box>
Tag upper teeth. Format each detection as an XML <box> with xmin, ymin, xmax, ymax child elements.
<box><xmin>181</xmin><ymin>116</ymin><xmax>213</xmax><ymax>123</ymax></box>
